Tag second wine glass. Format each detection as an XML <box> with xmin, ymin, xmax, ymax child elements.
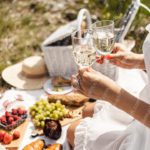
<box><xmin>92</xmin><ymin>20</ymin><xmax>115</xmax><ymax>56</ymax></box>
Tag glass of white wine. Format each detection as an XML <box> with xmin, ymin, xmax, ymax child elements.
<box><xmin>92</xmin><ymin>20</ymin><xmax>115</xmax><ymax>55</ymax></box>
<box><xmin>72</xmin><ymin>29</ymin><xmax>96</xmax><ymax>67</ymax></box>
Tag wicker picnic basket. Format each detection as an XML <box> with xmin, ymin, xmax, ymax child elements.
<box><xmin>41</xmin><ymin>8</ymin><xmax>118</xmax><ymax>81</ymax></box>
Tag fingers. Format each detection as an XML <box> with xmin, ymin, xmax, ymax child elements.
<box><xmin>71</xmin><ymin>74</ymin><xmax>85</xmax><ymax>90</ymax></box>
<box><xmin>96</xmin><ymin>55</ymin><xmax>105</xmax><ymax>64</ymax></box>
<box><xmin>71</xmin><ymin>75</ymin><xmax>80</xmax><ymax>89</ymax></box>
<box><xmin>96</xmin><ymin>53</ymin><xmax>123</xmax><ymax>64</ymax></box>
<box><xmin>112</xmin><ymin>43</ymin><xmax>121</xmax><ymax>53</ymax></box>
<box><xmin>78</xmin><ymin>66</ymin><xmax>92</xmax><ymax>77</ymax></box>
<box><xmin>112</xmin><ymin>43</ymin><xmax>127</xmax><ymax>53</ymax></box>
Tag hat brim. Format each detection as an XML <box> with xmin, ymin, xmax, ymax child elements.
<box><xmin>2</xmin><ymin>63</ymin><xmax>49</xmax><ymax>90</ymax></box>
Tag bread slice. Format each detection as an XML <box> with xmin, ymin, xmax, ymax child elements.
<box><xmin>51</xmin><ymin>76</ymin><xmax>71</xmax><ymax>87</ymax></box>
<box><xmin>48</xmin><ymin>92</ymin><xmax>89</xmax><ymax>107</ymax></box>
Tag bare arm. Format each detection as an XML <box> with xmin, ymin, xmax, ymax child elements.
<box><xmin>96</xmin><ymin>43</ymin><xmax>145</xmax><ymax>70</ymax></box>
<box><xmin>72</xmin><ymin>67</ymin><xmax>150</xmax><ymax>128</ymax></box>
<box><xmin>107</xmin><ymin>86</ymin><xmax>150</xmax><ymax>128</ymax></box>
<box><xmin>109</xmin><ymin>53</ymin><xmax>145</xmax><ymax>70</ymax></box>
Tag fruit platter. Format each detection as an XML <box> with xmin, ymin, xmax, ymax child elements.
<box><xmin>0</xmin><ymin>108</ymin><xmax>27</xmax><ymax>131</ymax></box>
<box><xmin>29</xmin><ymin>99</ymin><xmax>83</xmax><ymax>129</ymax></box>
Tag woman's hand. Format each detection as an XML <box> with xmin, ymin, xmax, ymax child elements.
<box><xmin>72</xmin><ymin>67</ymin><xmax>121</xmax><ymax>102</ymax></box>
<box><xmin>96</xmin><ymin>43</ymin><xmax>145</xmax><ymax>70</ymax></box>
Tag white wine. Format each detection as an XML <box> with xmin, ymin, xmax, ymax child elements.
<box><xmin>73</xmin><ymin>45</ymin><xmax>96</xmax><ymax>67</ymax></box>
<box><xmin>93</xmin><ymin>31</ymin><xmax>114</xmax><ymax>55</ymax></box>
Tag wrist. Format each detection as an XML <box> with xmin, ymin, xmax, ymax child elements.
<box><xmin>134</xmin><ymin>54</ymin><xmax>145</xmax><ymax>69</ymax></box>
<box><xmin>101</xmin><ymin>81</ymin><xmax>121</xmax><ymax>104</ymax></box>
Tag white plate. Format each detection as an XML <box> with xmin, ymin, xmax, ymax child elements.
<box><xmin>43</xmin><ymin>79</ymin><xmax>73</xmax><ymax>95</ymax></box>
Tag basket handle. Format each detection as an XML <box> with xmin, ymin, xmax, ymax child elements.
<box><xmin>77</xmin><ymin>8</ymin><xmax>92</xmax><ymax>37</ymax></box>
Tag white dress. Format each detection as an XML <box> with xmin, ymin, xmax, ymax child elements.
<box><xmin>74</xmin><ymin>24</ymin><xmax>150</xmax><ymax>150</ymax></box>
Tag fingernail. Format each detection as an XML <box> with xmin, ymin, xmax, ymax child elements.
<box><xmin>105</xmin><ymin>55</ymin><xmax>113</xmax><ymax>60</ymax></box>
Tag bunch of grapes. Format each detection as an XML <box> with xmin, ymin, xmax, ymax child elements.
<box><xmin>29</xmin><ymin>100</ymin><xmax>68</xmax><ymax>128</ymax></box>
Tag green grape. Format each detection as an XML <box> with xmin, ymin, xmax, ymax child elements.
<box><xmin>30</xmin><ymin>99</ymin><xmax>69</xmax><ymax>123</ymax></box>
<box><xmin>41</xmin><ymin>121</ymin><xmax>45</xmax><ymax>128</ymax></box>
<box><xmin>58</xmin><ymin>112</ymin><xmax>63</xmax><ymax>117</ymax></box>
<box><xmin>47</xmin><ymin>105</ymin><xmax>52</xmax><ymax>110</ymax></box>
<box><xmin>45</xmin><ymin>105</ymin><xmax>50</xmax><ymax>110</ymax></box>
<box><xmin>57</xmin><ymin>108</ymin><xmax>62</xmax><ymax>112</ymax></box>
<box><xmin>38</xmin><ymin>115</ymin><xmax>43</xmax><ymax>120</ymax></box>
<box><xmin>35</xmin><ymin>115</ymin><xmax>41</xmax><ymax>120</ymax></box>
<box><xmin>50</xmin><ymin>113</ymin><xmax>55</xmax><ymax>119</ymax></box>
<box><xmin>33</xmin><ymin>119</ymin><xmax>40</xmax><ymax>127</ymax></box>
<box><xmin>46</xmin><ymin>111</ymin><xmax>50</xmax><ymax>116</ymax></box>
<box><xmin>31</xmin><ymin>111</ymin><xmax>36</xmax><ymax>117</ymax></box>
<box><xmin>53</xmin><ymin>113</ymin><xmax>58</xmax><ymax>120</ymax></box>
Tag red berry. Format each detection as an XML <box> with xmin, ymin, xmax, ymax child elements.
<box><xmin>17</xmin><ymin>109</ymin><xmax>24</xmax><ymax>116</ymax></box>
<box><xmin>0</xmin><ymin>131</ymin><xmax>6</xmax><ymax>142</ymax></box>
<box><xmin>1</xmin><ymin>115</ymin><xmax>6</xmax><ymax>121</ymax></box>
<box><xmin>13</xmin><ymin>131</ymin><xmax>20</xmax><ymax>139</ymax></box>
<box><xmin>8</xmin><ymin>117</ymin><xmax>14</xmax><ymax>124</ymax></box>
<box><xmin>10</xmin><ymin>121</ymin><xmax>15</xmax><ymax>126</ymax></box>
<box><xmin>13</xmin><ymin>115</ymin><xmax>20</xmax><ymax>121</ymax></box>
<box><xmin>12</xmin><ymin>109</ymin><xmax>17</xmax><ymax>115</ymax></box>
<box><xmin>5</xmin><ymin>111</ymin><xmax>11</xmax><ymax>117</ymax></box>
<box><xmin>1</xmin><ymin>117</ymin><xmax>7</xmax><ymax>125</ymax></box>
<box><xmin>3</xmin><ymin>133</ymin><xmax>13</xmax><ymax>144</ymax></box>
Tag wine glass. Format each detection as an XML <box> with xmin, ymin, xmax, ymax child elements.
<box><xmin>71</xmin><ymin>29</ymin><xmax>96</xmax><ymax>67</ymax></box>
<box><xmin>92</xmin><ymin>20</ymin><xmax>115</xmax><ymax>55</ymax></box>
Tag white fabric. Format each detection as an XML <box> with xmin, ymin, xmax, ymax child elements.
<box><xmin>74</xmin><ymin>24</ymin><xmax>150</xmax><ymax>150</ymax></box>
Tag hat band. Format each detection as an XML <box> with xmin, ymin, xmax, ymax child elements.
<box><xmin>21</xmin><ymin>71</ymin><xmax>47</xmax><ymax>79</ymax></box>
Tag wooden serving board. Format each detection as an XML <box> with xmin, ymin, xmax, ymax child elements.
<box><xmin>1</xmin><ymin>119</ymin><xmax>29</xmax><ymax>150</ymax></box>
<box><xmin>33</xmin><ymin>106</ymin><xmax>84</xmax><ymax>136</ymax></box>
<box><xmin>60</xmin><ymin>106</ymin><xmax>83</xmax><ymax>126</ymax></box>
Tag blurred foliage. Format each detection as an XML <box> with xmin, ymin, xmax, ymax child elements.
<box><xmin>0</xmin><ymin>0</ymin><xmax>149</xmax><ymax>89</ymax></box>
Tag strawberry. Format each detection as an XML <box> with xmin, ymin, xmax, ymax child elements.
<box><xmin>0</xmin><ymin>130</ymin><xmax>6</xmax><ymax>142</ymax></box>
<box><xmin>10</xmin><ymin>121</ymin><xmax>16</xmax><ymax>127</ymax></box>
<box><xmin>1</xmin><ymin>115</ymin><xmax>6</xmax><ymax>121</ymax></box>
<box><xmin>8</xmin><ymin>117</ymin><xmax>14</xmax><ymax>124</ymax></box>
<box><xmin>13</xmin><ymin>115</ymin><xmax>21</xmax><ymax>121</ymax></box>
<box><xmin>17</xmin><ymin>108</ymin><xmax>24</xmax><ymax>116</ymax></box>
<box><xmin>0</xmin><ymin>116</ymin><xmax>7</xmax><ymax>125</ymax></box>
<box><xmin>3</xmin><ymin>133</ymin><xmax>13</xmax><ymax>144</ymax></box>
<box><xmin>5</xmin><ymin>111</ymin><xmax>11</xmax><ymax>117</ymax></box>
<box><xmin>12</xmin><ymin>109</ymin><xmax>17</xmax><ymax>115</ymax></box>
<box><xmin>13</xmin><ymin>131</ymin><xmax>20</xmax><ymax>139</ymax></box>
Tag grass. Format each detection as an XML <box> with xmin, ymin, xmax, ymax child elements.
<box><xmin>0</xmin><ymin>0</ymin><xmax>149</xmax><ymax>89</ymax></box>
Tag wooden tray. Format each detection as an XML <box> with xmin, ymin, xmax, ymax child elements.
<box><xmin>60</xmin><ymin>106</ymin><xmax>83</xmax><ymax>126</ymax></box>
<box><xmin>32</xmin><ymin>105</ymin><xmax>84</xmax><ymax>136</ymax></box>
<box><xmin>1</xmin><ymin>119</ymin><xmax>29</xmax><ymax>150</ymax></box>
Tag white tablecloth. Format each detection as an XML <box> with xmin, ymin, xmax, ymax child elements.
<box><xmin>0</xmin><ymin>67</ymin><xmax>147</xmax><ymax>149</ymax></box>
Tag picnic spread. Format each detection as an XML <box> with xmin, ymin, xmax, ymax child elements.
<box><xmin>0</xmin><ymin>2</ymin><xmax>150</xmax><ymax>150</ymax></box>
<box><xmin>0</xmin><ymin>67</ymin><xmax>147</xmax><ymax>150</ymax></box>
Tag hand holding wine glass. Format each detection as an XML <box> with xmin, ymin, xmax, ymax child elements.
<box><xmin>71</xmin><ymin>29</ymin><xmax>96</xmax><ymax>89</ymax></box>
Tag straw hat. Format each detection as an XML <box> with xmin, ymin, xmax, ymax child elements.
<box><xmin>2</xmin><ymin>56</ymin><xmax>49</xmax><ymax>90</ymax></box>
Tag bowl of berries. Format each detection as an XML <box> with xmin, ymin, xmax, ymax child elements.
<box><xmin>0</xmin><ymin>107</ymin><xmax>27</xmax><ymax>131</ymax></box>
